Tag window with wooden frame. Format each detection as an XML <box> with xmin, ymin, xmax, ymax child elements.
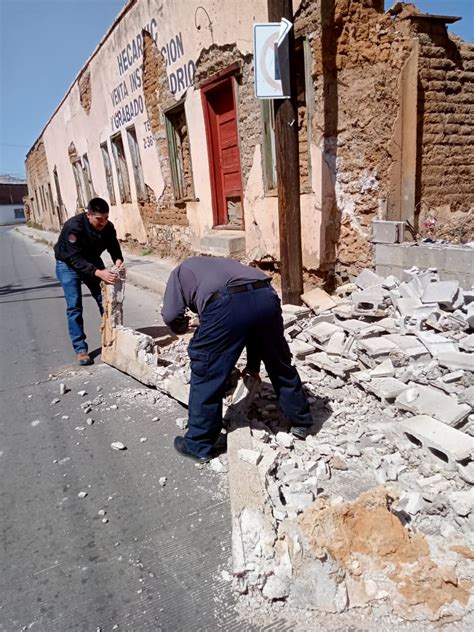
<box><xmin>261</xmin><ymin>99</ymin><xmax>277</xmax><ymax>193</ymax></box>
<box><xmin>110</xmin><ymin>132</ymin><xmax>132</xmax><ymax>203</ymax></box>
<box><xmin>81</xmin><ymin>153</ymin><xmax>95</xmax><ymax>203</ymax></box>
<box><xmin>261</xmin><ymin>36</ymin><xmax>313</xmax><ymax>194</ymax></box>
<box><xmin>100</xmin><ymin>142</ymin><xmax>116</xmax><ymax>206</ymax></box>
<box><xmin>126</xmin><ymin>125</ymin><xmax>147</xmax><ymax>202</ymax></box>
<box><xmin>71</xmin><ymin>159</ymin><xmax>86</xmax><ymax>209</ymax></box>
<box><xmin>165</xmin><ymin>103</ymin><xmax>194</xmax><ymax>202</ymax></box>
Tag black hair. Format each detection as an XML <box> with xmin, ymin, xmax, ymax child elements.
<box><xmin>87</xmin><ymin>197</ymin><xmax>109</xmax><ymax>214</ymax></box>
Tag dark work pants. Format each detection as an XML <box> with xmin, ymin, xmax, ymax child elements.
<box><xmin>184</xmin><ymin>284</ymin><xmax>312</xmax><ymax>458</ymax></box>
<box><xmin>56</xmin><ymin>261</ymin><xmax>103</xmax><ymax>353</ymax></box>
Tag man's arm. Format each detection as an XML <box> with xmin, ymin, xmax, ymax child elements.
<box><xmin>106</xmin><ymin>225</ymin><xmax>124</xmax><ymax>266</ymax></box>
<box><xmin>65</xmin><ymin>232</ymin><xmax>117</xmax><ymax>284</ymax></box>
<box><xmin>162</xmin><ymin>267</ymin><xmax>190</xmax><ymax>334</ymax></box>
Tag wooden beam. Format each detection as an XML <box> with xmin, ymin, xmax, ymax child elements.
<box><xmin>267</xmin><ymin>0</ymin><xmax>303</xmax><ymax>305</ymax></box>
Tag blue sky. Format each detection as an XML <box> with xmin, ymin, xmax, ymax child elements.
<box><xmin>0</xmin><ymin>0</ymin><xmax>472</xmax><ymax>178</ymax></box>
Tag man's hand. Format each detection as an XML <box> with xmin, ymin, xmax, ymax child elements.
<box><xmin>170</xmin><ymin>316</ymin><xmax>191</xmax><ymax>335</ymax></box>
<box><xmin>95</xmin><ymin>269</ymin><xmax>118</xmax><ymax>284</ymax></box>
<box><xmin>115</xmin><ymin>259</ymin><xmax>126</xmax><ymax>278</ymax></box>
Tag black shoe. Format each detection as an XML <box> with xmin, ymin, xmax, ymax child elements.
<box><xmin>173</xmin><ymin>436</ymin><xmax>212</xmax><ymax>463</ymax></box>
<box><xmin>291</xmin><ymin>426</ymin><xmax>311</xmax><ymax>440</ymax></box>
<box><xmin>77</xmin><ymin>351</ymin><xmax>93</xmax><ymax>366</ymax></box>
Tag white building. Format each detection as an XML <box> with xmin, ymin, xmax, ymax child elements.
<box><xmin>0</xmin><ymin>176</ymin><xmax>27</xmax><ymax>225</ymax></box>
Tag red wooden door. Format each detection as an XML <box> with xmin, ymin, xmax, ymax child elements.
<box><xmin>202</xmin><ymin>77</ymin><xmax>244</xmax><ymax>228</ymax></box>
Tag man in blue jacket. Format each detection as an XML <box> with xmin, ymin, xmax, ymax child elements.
<box><xmin>162</xmin><ymin>256</ymin><xmax>313</xmax><ymax>463</ymax></box>
<box><xmin>54</xmin><ymin>197</ymin><xmax>124</xmax><ymax>366</ymax></box>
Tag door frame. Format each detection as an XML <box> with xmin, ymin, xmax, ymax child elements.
<box><xmin>201</xmin><ymin>68</ymin><xmax>245</xmax><ymax>229</ymax></box>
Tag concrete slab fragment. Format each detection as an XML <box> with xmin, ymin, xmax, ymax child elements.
<box><xmin>437</xmin><ymin>351</ymin><xmax>474</xmax><ymax>372</ymax></box>
<box><xmin>160</xmin><ymin>375</ymin><xmax>190</xmax><ymax>405</ymax></box>
<box><xmin>326</xmin><ymin>331</ymin><xmax>346</xmax><ymax>356</ymax></box>
<box><xmin>459</xmin><ymin>334</ymin><xmax>474</xmax><ymax>353</ymax></box>
<box><xmin>394</xmin><ymin>297</ymin><xmax>422</xmax><ymax>316</ymax></box>
<box><xmin>354</xmin><ymin>269</ymin><xmax>384</xmax><ymax>289</ymax></box>
<box><xmin>372</xmin><ymin>220</ymin><xmax>404</xmax><ymax>244</ymax></box>
<box><xmin>307</xmin><ymin>321</ymin><xmax>343</xmax><ymax>344</ymax></box>
<box><xmin>351</xmin><ymin>287</ymin><xmax>385</xmax><ymax>311</ymax></box>
<box><xmin>422</xmin><ymin>281</ymin><xmax>459</xmax><ymax>308</ymax></box>
<box><xmin>338</xmin><ymin>319</ymin><xmax>385</xmax><ymax>339</ymax></box>
<box><xmin>281</xmin><ymin>304</ymin><xmax>312</xmax><ymax>319</ymax></box>
<box><xmin>364</xmin><ymin>377</ymin><xmax>409</xmax><ymax>402</ymax></box>
<box><xmin>416</xmin><ymin>331</ymin><xmax>458</xmax><ymax>357</ymax></box>
<box><xmin>399</xmin><ymin>415</ymin><xmax>474</xmax><ymax>464</ymax></box>
<box><xmin>370</xmin><ymin>358</ymin><xmax>395</xmax><ymax>378</ymax></box>
<box><xmin>395</xmin><ymin>383</ymin><xmax>471</xmax><ymax>427</ymax></box>
<box><xmin>289</xmin><ymin>339</ymin><xmax>316</xmax><ymax>359</ymax></box>
<box><xmin>357</xmin><ymin>336</ymin><xmax>397</xmax><ymax>357</ymax></box>
<box><xmin>306</xmin><ymin>352</ymin><xmax>359</xmax><ymax>378</ymax></box>
<box><xmin>384</xmin><ymin>334</ymin><xmax>431</xmax><ymax>360</ymax></box>
<box><xmin>301</xmin><ymin>288</ymin><xmax>336</xmax><ymax>314</ymax></box>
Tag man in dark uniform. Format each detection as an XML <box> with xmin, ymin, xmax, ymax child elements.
<box><xmin>54</xmin><ymin>197</ymin><xmax>124</xmax><ymax>366</ymax></box>
<box><xmin>162</xmin><ymin>256</ymin><xmax>313</xmax><ymax>463</ymax></box>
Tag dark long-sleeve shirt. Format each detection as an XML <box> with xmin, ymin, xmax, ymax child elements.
<box><xmin>54</xmin><ymin>213</ymin><xmax>123</xmax><ymax>277</ymax></box>
<box><xmin>162</xmin><ymin>256</ymin><xmax>269</xmax><ymax>333</ymax></box>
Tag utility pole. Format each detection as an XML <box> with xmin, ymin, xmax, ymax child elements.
<box><xmin>267</xmin><ymin>0</ymin><xmax>303</xmax><ymax>305</ymax></box>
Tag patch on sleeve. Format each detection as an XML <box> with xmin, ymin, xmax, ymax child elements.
<box><xmin>67</xmin><ymin>233</ymin><xmax>77</xmax><ymax>244</ymax></box>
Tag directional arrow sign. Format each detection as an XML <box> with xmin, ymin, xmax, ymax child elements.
<box><xmin>253</xmin><ymin>19</ymin><xmax>293</xmax><ymax>99</ymax></box>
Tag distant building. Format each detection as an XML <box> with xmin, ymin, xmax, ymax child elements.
<box><xmin>0</xmin><ymin>175</ymin><xmax>27</xmax><ymax>225</ymax></box>
<box><xmin>24</xmin><ymin>0</ymin><xmax>474</xmax><ymax>281</ymax></box>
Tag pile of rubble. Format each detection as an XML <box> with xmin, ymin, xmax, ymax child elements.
<box><xmin>225</xmin><ymin>267</ymin><xmax>474</xmax><ymax>624</ymax></box>
<box><xmin>100</xmin><ymin>267</ymin><xmax>474</xmax><ymax>624</ymax></box>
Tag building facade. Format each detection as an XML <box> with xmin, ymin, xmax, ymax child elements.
<box><xmin>0</xmin><ymin>176</ymin><xmax>27</xmax><ymax>225</ymax></box>
<box><xmin>25</xmin><ymin>0</ymin><xmax>474</xmax><ymax>282</ymax></box>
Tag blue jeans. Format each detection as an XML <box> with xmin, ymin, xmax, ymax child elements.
<box><xmin>56</xmin><ymin>260</ymin><xmax>103</xmax><ymax>353</ymax></box>
<box><xmin>185</xmin><ymin>284</ymin><xmax>312</xmax><ymax>458</ymax></box>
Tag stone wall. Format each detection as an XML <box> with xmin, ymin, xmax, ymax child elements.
<box><xmin>139</xmin><ymin>31</ymin><xmax>192</xmax><ymax>259</ymax></box>
<box><xmin>415</xmin><ymin>22</ymin><xmax>474</xmax><ymax>240</ymax></box>
<box><xmin>26</xmin><ymin>140</ymin><xmax>59</xmax><ymax>230</ymax></box>
<box><xmin>299</xmin><ymin>0</ymin><xmax>413</xmax><ymax>281</ymax></box>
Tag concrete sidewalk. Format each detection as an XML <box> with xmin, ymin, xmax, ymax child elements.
<box><xmin>16</xmin><ymin>225</ymin><xmax>175</xmax><ymax>295</ymax></box>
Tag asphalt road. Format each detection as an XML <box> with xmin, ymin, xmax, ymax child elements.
<box><xmin>0</xmin><ymin>226</ymin><xmax>262</xmax><ymax>631</ymax></box>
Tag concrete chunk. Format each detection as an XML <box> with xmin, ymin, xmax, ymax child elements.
<box><xmin>437</xmin><ymin>351</ymin><xmax>474</xmax><ymax>372</ymax></box>
<box><xmin>354</xmin><ymin>269</ymin><xmax>384</xmax><ymax>289</ymax></box>
<box><xmin>338</xmin><ymin>319</ymin><xmax>385</xmax><ymax>339</ymax></box>
<box><xmin>281</xmin><ymin>304</ymin><xmax>312</xmax><ymax>319</ymax></box>
<box><xmin>301</xmin><ymin>288</ymin><xmax>337</xmax><ymax>314</ymax></box>
<box><xmin>289</xmin><ymin>339</ymin><xmax>316</xmax><ymax>359</ymax></box>
<box><xmin>372</xmin><ymin>220</ymin><xmax>404</xmax><ymax>244</ymax></box>
<box><xmin>395</xmin><ymin>383</ymin><xmax>471</xmax><ymax>427</ymax></box>
<box><xmin>357</xmin><ymin>336</ymin><xmax>397</xmax><ymax>358</ymax></box>
<box><xmin>416</xmin><ymin>331</ymin><xmax>458</xmax><ymax>357</ymax></box>
<box><xmin>384</xmin><ymin>334</ymin><xmax>430</xmax><ymax>360</ymax></box>
<box><xmin>351</xmin><ymin>287</ymin><xmax>385</xmax><ymax>310</ymax></box>
<box><xmin>326</xmin><ymin>331</ymin><xmax>346</xmax><ymax>356</ymax></box>
<box><xmin>238</xmin><ymin>449</ymin><xmax>263</xmax><ymax>466</ymax></box>
<box><xmin>459</xmin><ymin>334</ymin><xmax>474</xmax><ymax>353</ymax></box>
<box><xmin>421</xmin><ymin>281</ymin><xmax>459</xmax><ymax>309</ymax></box>
<box><xmin>366</xmin><ymin>377</ymin><xmax>408</xmax><ymax>402</ymax></box>
<box><xmin>370</xmin><ymin>359</ymin><xmax>395</xmax><ymax>378</ymax></box>
<box><xmin>399</xmin><ymin>415</ymin><xmax>474</xmax><ymax>464</ymax></box>
<box><xmin>394</xmin><ymin>297</ymin><xmax>422</xmax><ymax>316</ymax></box>
<box><xmin>160</xmin><ymin>375</ymin><xmax>190</xmax><ymax>405</ymax></box>
<box><xmin>306</xmin><ymin>352</ymin><xmax>359</xmax><ymax>377</ymax></box>
<box><xmin>307</xmin><ymin>321</ymin><xmax>343</xmax><ymax>344</ymax></box>
<box><xmin>283</xmin><ymin>313</ymin><xmax>298</xmax><ymax>328</ymax></box>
